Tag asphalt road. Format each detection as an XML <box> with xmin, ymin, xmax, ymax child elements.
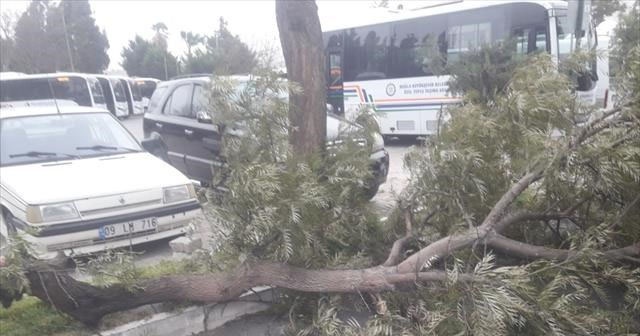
<box><xmin>115</xmin><ymin>115</ymin><xmax>414</xmax><ymax>268</ymax></box>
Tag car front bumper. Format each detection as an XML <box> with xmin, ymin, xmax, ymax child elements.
<box><xmin>18</xmin><ymin>202</ymin><xmax>202</xmax><ymax>259</ymax></box>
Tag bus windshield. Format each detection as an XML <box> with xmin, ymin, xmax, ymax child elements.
<box><xmin>0</xmin><ymin>77</ymin><xmax>92</xmax><ymax>107</ymax></box>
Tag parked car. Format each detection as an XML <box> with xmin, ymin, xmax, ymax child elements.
<box><xmin>0</xmin><ymin>106</ymin><xmax>201</xmax><ymax>259</ymax></box>
<box><xmin>142</xmin><ymin>75</ymin><xmax>389</xmax><ymax>198</ymax></box>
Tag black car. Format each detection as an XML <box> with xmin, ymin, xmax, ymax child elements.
<box><xmin>142</xmin><ymin>75</ymin><xmax>389</xmax><ymax>197</ymax></box>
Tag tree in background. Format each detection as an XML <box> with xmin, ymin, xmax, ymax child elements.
<box><xmin>46</xmin><ymin>0</ymin><xmax>110</xmax><ymax>73</ymax></box>
<box><xmin>592</xmin><ymin>0</ymin><xmax>626</xmax><ymax>25</ymax></box>
<box><xmin>121</xmin><ymin>35</ymin><xmax>178</xmax><ymax>80</ymax></box>
<box><xmin>9</xmin><ymin>0</ymin><xmax>108</xmax><ymax>74</ymax></box>
<box><xmin>10</xmin><ymin>1</ymin><xmax>50</xmax><ymax>73</ymax></box>
<box><xmin>151</xmin><ymin>22</ymin><xmax>170</xmax><ymax>79</ymax></box>
<box><xmin>180</xmin><ymin>18</ymin><xmax>257</xmax><ymax>75</ymax></box>
<box><xmin>0</xmin><ymin>11</ymin><xmax>18</xmax><ymax>71</ymax></box>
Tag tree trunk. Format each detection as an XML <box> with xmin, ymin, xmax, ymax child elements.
<box><xmin>276</xmin><ymin>0</ymin><xmax>327</xmax><ymax>157</ymax></box>
<box><xmin>23</xmin><ymin>261</ymin><xmax>455</xmax><ymax>326</ymax></box>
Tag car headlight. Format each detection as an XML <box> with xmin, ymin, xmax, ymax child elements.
<box><xmin>163</xmin><ymin>184</ymin><xmax>196</xmax><ymax>204</ymax></box>
<box><xmin>371</xmin><ymin>132</ymin><xmax>384</xmax><ymax>152</ymax></box>
<box><xmin>26</xmin><ymin>202</ymin><xmax>80</xmax><ymax>223</ymax></box>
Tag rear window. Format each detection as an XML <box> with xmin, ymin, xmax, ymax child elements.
<box><xmin>148</xmin><ymin>86</ymin><xmax>167</xmax><ymax>113</ymax></box>
<box><xmin>0</xmin><ymin>77</ymin><xmax>92</xmax><ymax>107</ymax></box>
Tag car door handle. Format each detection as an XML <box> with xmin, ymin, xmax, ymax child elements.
<box><xmin>184</xmin><ymin>129</ymin><xmax>194</xmax><ymax>136</ymax></box>
<box><xmin>155</xmin><ymin>123</ymin><xmax>163</xmax><ymax>129</ymax></box>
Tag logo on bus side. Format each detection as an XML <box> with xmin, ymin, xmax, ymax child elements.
<box><xmin>385</xmin><ymin>83</ymin><xmax>396</xmax><ymax>96</ymax></box>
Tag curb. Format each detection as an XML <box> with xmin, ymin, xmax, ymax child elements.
<box><xmin>95</xmin><ymin>287</ymin><xmax>276</xmax><ymax>336</ymax></box>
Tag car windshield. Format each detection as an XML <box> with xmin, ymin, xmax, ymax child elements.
<box><xmin>0</xmin><ymin>112</ymin><xmax>142</xmax><ymax>166</ymax></box>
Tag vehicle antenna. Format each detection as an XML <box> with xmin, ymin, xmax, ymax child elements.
<box><xmin>47</xmin><ymin>78</ymin><xmax>62</xmax><ymax>114</ymax></box>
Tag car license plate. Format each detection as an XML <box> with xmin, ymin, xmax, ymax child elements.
<box><xmin>99</xmin><ymin>217</ymin><xmax>158</xmax><ymax>239</ymax></box>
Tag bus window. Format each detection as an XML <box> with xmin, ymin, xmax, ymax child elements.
<box><xmin>0</xmin><ymin>77</ymin><xmax>91</xmax><ymax>107</ymax></box>
<box><xmin>111</xmin><ymin>79</ymin><xmax>127</xmax><ymax>102</ymax></box>
<box><xmin>87</xmin><ymin>77</ymin><xmax>106</xmax><ymax>105</ymax></box>
<box><xmin>343</xmin><ymin>24</ymin><xmax>390</xmax><ymax>81</ymax></box>
<box><xmin>131</xmin><ymin>81</ymin><xmax>143</xmax><ymax>102</ymax></box>
<box><xmin>390</xmin><ymin>15</ymin><xmax>447</xmax><ymax>77</ymax></box>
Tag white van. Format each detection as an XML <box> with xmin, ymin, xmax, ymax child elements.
<box><xmin>131</xmin><ymin>77</ymin><xmax>160</xmax><ymax>113</ymax></box>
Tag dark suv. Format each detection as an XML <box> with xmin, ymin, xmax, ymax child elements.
<box><xmin>142</xmin><ymin>75</ymin><xmax>389</xmax><ymax>197</ymax></box>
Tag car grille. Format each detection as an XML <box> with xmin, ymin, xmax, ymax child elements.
<box><xmin>79</xmin><ymin>199</ymin><xmax>162</xmax><ymax>217</ymax></box>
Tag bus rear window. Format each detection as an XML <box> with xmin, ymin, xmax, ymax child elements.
<box><xmin>0</xmin><ymin>77</ymin><xmax>92</xmax><ymax>107</ymax></box>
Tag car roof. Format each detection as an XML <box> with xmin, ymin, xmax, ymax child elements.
<box><xmin>0</xmin><ymin>105</ymin><xmax>110</xmax><ymax>120</ymax></box>
<box><xmin>158</xmin><ymin>75</ymin><xmax>252</xmax><ymax>87</ymax></box>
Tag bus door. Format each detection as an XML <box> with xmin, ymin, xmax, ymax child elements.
<box><xmin>109</xmin><ymin>78</ymin><xmax>129</xmax><ymax>118</ymax></box>
<box><xmin>119</xmin><ymin>79</ymin><xmax>135</xmax><ymax>116</ymax></box>
<box><xmin>326</xmin><ymin>48</ymin><xmax>344</xmax><ymax>115</ymax></box>
<box><xmin>129</xmin><ymin>79</ymin><xmax>144</xmax><ymax>114</ymax></box>
<box><xmin>87</xmin><ymin>76</ymin><xmax>108</xmax><ymax>110</ymax></box>
<box><xmin>96</xmin><ymin>77</ymin><xmax>116</xmax><ymax>115</ymax></box>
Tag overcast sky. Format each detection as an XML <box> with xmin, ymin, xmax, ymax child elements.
<box><xmin>1</xmin><ymin>0</ymin><xmax>395</xmax><ymax>72</ymax></box>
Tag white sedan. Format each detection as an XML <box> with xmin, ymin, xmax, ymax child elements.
<box><xmin>0</xmin><ymin>106</ymin><xmax>201</xmax><ymax>259</ymax></box>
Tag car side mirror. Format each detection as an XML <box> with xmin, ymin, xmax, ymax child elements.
<box><xmin>196</xmin><ymin>111</ymin><xmax>212</xmax><ymax>123</ymax></box>
<box><xmin>140</xmin><ymin>134</ymin><xmax>163</xmax><ymax>153</ymax></box>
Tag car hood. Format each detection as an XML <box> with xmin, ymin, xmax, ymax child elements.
<box><xmin>326</xmin><ymin>114</ymin><xmax>361</xmax><ymax>140</ymax></box>
<box><xmin>0</xmin><ymin>152</ymin><xmax>190</xmax><ymax>205</ymax></box>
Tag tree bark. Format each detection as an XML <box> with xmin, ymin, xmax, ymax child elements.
<box><xmin>22</xmin><ymin>239</ymin><xmax>639</xmax><ymax>327</ymax></box>
<box><xmin>24</xmin><ymin>262</ymin><xmax>462</xmax><ymax>326</ymax></box>
<box><xmin>276</xmin><ymin>0</ymin><xmax>327</xmax><ymax>157</ymax></box>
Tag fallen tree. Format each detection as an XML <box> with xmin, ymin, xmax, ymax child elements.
<box><xmin>7</xmin><ymin>99</ymin><xmax>640</xmax><ymax>329</ymax></box>
<box><xmin>2</xmin><ymin>1</ymin><xmax>640</xmax><ymax>335</ymax></box>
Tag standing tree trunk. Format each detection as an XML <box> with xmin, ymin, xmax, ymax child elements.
<box><xmin>276</xmin><ymin>0</ymin><xmax>327</xmax><ymax>158</ymax></box>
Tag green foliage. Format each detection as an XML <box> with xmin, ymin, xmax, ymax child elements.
<box><xmin>446</xmin><ymin>41</ymin><xmax>529</xmax><ymax>105</ymax></box>
<box><xmin>121</xmin><ymin>35</ymin><xmax>178</xmax><ymax>80</ymax></box>
<box><xmin>10</xmin><ymin>0</ymin><xmax>109</xmax><ymax>73</ymax></box>
<box><xmin>592</xmin><ymin>0</ymin><xmax>627</xmax><ymax>25</ymax></box>
<box><xmin>201</xmin><ymin>70</ymin><xmax>384</xmax><ymax>269</ymax></box>
<box><xmin>300</xmin><ymin>6</ymin><xmax>640</xmax><ymax>336</ymax></box>
<box><xmin>180</xmin><ymin>18</ymin><xmax>257</xmax><ymax>75</ymax></box>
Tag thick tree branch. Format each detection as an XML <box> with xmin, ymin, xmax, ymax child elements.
<box><xmin>23</xmin><ymin>262</ymin><xmax>480</xmax><ymax>326</ymax></box>
<box><xmin>487</xmin><ymin>234</ymin><xmax>640</xmax><ymax>261</ymax></box>
<box><xmin>396</xmin><ymin>170</ymin><xmax>544</xmax><ymax>273</ymax></box>
<box><xmin>383</xmin><ymin>209</ymin><xmax>413</xmax><ymax>266</ymax></box>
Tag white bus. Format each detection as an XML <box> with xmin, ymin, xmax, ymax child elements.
<box><xmin>95</xmin><ymin>75</ymin><xmax>129</xmax><ymax>118</ymax></box>
<box><xmin>0</xmin><ymin>73</ymin><xmax>107</xmax><ymax>110</ymax></box>
<box><xmin>129</xmin><ymin>77</ymin><xmax>160</xmax><ymax>114</ymax></box>
<box><xmin>323</xmin><ymin>0</ymin><xmax>598</xmax><ymax>137</ymax></box>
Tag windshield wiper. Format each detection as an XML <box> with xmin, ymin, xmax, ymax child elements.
<box><xmin>9</xmin><ymin>151</ymin><xmax>79</xmax><ymax>159</ymax></box>
<box><xmin>76</xmin><ymin>145</ymin><xmax>138</xmax><ymax>152</ymax></box>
